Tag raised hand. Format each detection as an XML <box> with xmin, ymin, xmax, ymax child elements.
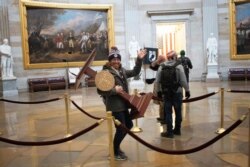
<box><xmin>137</xmin><ymin>49</ymin><xmax>147</xmax><ymax>59</ymax></box>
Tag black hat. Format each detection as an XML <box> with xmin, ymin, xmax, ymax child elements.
<box><xmin>108</xmin><ymin>46</ymin><xmax>121</xmax><ymax>61</ymax></box>
<box><xmin>180</xmin><ymin>50</ymin><xmax>185</xmax><ymax>56</ymax></box>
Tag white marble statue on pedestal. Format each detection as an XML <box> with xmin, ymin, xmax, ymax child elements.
<box><xmin>129</xmin><ymin>36</ymin><xmax>140</xmax><ymax>69</ymax></box>
<box><xmin>205</xmin><ymin>33</ymin><xmax>220</xmax><ymax>82</ymax></box>
<box><xmin>0</xmin><ymin>38</ymin><xmax>15</xmax><ymax>79</ymax></box>
<box><xmin>206</xmin><ymin>33</ymin><xmax>218</xmax><ymax>65</ymax></box>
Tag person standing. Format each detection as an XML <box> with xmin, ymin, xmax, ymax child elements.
<box><xmin>97</xmin><ymin>46</ymin><xmax>146</xmax><ymax>161</ymax></box>
<box><xmin>54</xmin><ymin>33</ymin><xmax>64</xmax><ymax>53</ymax></box>
<box><xmin>0</xmin><ymin>38</ymin><xmax>14</xmax><ymax>78</ymax></box>
<box><xmin>79</xmin><ymin>32</ymin><xmax>89</xmax><ymax>53</ymax></box>
<box><xmin>67</xmin><ymin>32</ymin><xmax>75</xmax><ymax>53</ymax></box>
<box><xmin>155</xmin><ymin>50</ymin><xmax>190</xmax><ymax>138</ymax></box>
<box><xmin>149</xmin><ymin>54</ymin><xmax>166</xmax><ymax>124</ymax></box>
<box><xmin>178</xmin><ymin>50</ymin><xmax>193</xmax><ymax>83</ymax></box>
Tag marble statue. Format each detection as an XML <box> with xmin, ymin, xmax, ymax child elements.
<box><xmin>0</xmin><ymin>38</ymin><xmax>14</xmax><ymax>78</ymax></box>
<box><xmin>129</xmin><ymin>36</ymin><xmax>140</xmax><ymax>58</ymax></box>
<box><xmin>128</xmin><ymin>36</ymin><xmax>140</xmax><ymax>69</ymax></box>
<box><xmin>206</xmin><ymin>33</ymin><xmax>218</xmax><ymax>65</ymax></box>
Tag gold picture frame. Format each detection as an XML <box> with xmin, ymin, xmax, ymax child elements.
<box><xmin>19</xmin><ymin>0</ymin><xmax>114</xmax><ymax>69</ymax></box>
<box><xmin>229</xmin><ymin>0</ymin><xmax>250</xmax><ymax>60</ymax></box>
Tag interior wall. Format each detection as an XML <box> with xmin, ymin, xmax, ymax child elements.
<box><xmin>2</xmin><ymin>0</ymin><xmax>250</xmax><ymax>92</ymax></box>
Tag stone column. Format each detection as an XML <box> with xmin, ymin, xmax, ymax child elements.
<box><xmin>201</xmin><ymin>0</ymin><xmax>220</xmax><ymax>82</ymax></box>
<box><xmin>125</xmin><ymin>1</ymin><xmax>145</xmax><ymax>90</ymax></box>
<box><xmin>125</xmin><ymin>0</ymin><xmax>140</xmax><ymax>67</ymax></box>
<box><xmin>0</xmin><ymin>0</ymin><xmax>10</xmax><ymax>41</ymax></box>
<box><xmin>0</xmin><ymin>0</ymin><xmax>18</xmax><ymax>97</ymax></box>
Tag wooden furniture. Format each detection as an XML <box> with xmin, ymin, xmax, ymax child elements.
<box><xmin>28</xmin><ymin>78</ymin><xmax>49</xmax><ymax>92</ymax></box>
<box><xmin>75</xmin><ymin>49</ymin><xmax>97</xmax><ymax>89</ymax></box>
<box><xmin>228</xmin><ymin>68</ymin><xmax>250</xmax><ymax>81</ymax></box>
<box><xmin>247</xmin><ymin>68</ymin><xmax>250</xmax><ymax>80</ymax></box>
<box><xmin>28</xmin><ymin>76</ymin><xmax>66</xmax><ymax>92</ymax></box>
<box><xmin>85</xmin><ymin>76</ymin><xmax>96</xmax><ymax>87</ymax></box>
<box><xmin>48</xmin><ymin>77</ymin><xmax>66</xmax><ymax>90</ymax></box>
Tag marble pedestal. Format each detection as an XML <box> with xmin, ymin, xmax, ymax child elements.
<box><xmin>0</xmin><ymin>77</ymin><xmax>18</xmax><ymax>97</ymax></box>
<box><xmin>206</xmin><ymin>64</ymin><xmax>220</xmax><ymax>82</ymax></box>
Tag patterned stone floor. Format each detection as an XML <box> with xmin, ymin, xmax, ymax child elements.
<box><xmin>0</xmin><ymin>81</ymin><xmax>249</xmax><ymax>167</ymax></box>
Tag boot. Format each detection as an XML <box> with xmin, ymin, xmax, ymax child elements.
<box><xmin>161</xmin><ymin>124</ymin><xmax>174</xmax><ymax>138</ymax></box>
<box><xmin>173</xmin><ymin>128</ymin><xmax>181</xmax><ymax>135</ymax></box>
<box><xmin>161</xmin><ymin>132</ymin><xmax>174</xmax><ymax>138</ymax></box>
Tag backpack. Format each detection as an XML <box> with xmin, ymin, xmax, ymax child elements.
<box><xmin>160</xmin><ymin>62</ymin><xmax>181</xmax><ymax>98</ymax></box>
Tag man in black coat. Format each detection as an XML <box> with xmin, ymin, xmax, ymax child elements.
<box><xmin>178</xmin><ymin>50</ymin><xmax>193</xmax><ymax>83</ymax></box>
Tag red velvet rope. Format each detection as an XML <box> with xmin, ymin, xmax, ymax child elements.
<box><xmin>0</xmin><ymin>122</ymin><xmax>100</xmax><ymax>146</ymax></box>
<box><xmin>0</xmin><ymin>98</ymin><xmax>61</xmax><ymax>104</ymax></box>
<box><xmin>71</xmin><ymin>100</ymin><xmax>103</xmax><ymax>120</ymax></box>
<box><xmin>116</xmin><ymin>115</ymin><xmax>246</xmax><ymax>155</ymax></box>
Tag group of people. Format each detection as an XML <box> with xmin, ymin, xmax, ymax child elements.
<box><xmin>97</xmin><ymin>44</ymin><xmax>193</xmax><ymax>160</ymax></box>
<box><xmin>53</xmin><ymin>31</ymin><xmax>108</xmax><ymax>55</ymax></box>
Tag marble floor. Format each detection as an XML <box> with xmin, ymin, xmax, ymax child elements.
<box><xmin>0</xmin><ymin>81</ymin><xmax>249</xmax><ymax>167</ymax></box>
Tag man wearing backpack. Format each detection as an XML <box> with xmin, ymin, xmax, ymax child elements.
<box><xmin>155</xmin><ymin>50</ymin><xmax>190</xmax><ymax>138</ymax></box>
<box><xmin>178</xmin><ymin>50</ymin><xmax>193</xmax><ymax>83</ymax></box>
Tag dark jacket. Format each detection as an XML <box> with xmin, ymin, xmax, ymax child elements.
<box><xmin>97</xmin><ymin>58</ymin><xmax>143</xmax><ymax>112</ymax></box>
<box><xmin>177</xmin><ymin>57</ymin><xmax>193</xmax><ymax>73</ymax></box>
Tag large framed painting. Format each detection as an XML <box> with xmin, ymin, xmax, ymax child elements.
<box><xmin>229</xmin><ymin>0</ymin><xmax>250</xmax><ymax>60</ymax></box>
<box><xmin>19</xmin><ymin>0</ymin><xmax>114</xmax><ymax>69</ymax></box>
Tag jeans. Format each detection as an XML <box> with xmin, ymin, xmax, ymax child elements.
<box><xmin>112</xmin><ymin>110</ymin><xmax>133</xmax><ymax>155</ymax></box>
<box><xmin>163</xmin><ymin>92</ymin><xmax>183</xmax><ymax>134</ymax></box>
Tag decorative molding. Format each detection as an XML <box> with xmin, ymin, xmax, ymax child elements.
<box><xmin>147</xmin><ymin>9</ymin><xmax>194</xmax><ymax>17</ymax></box>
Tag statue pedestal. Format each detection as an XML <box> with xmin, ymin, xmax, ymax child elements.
<box><xmin>206</xmin><ymin>64</ymin><xmax>220</xmax><ymax>82</ymax></box>
<box><xmin>0</xmin><ymin>77</ymin><xmax>18</xmax><ymax>97</ymax></box>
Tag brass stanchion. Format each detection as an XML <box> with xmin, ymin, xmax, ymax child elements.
<box><xmin>216</xmin><ymin>88</ymin><xmax>225</xmax><ymax>134</ymax></box>
<box><xmin>131</xmin><ymin>89</ymin><xmax>143</xmax><ymax>133</ymax></box>
<box><xmin>107</xmin><ymin>111</ymin><xmax>115</xmax><ymax>167</ymax></box>
<box><xmin>64</xmin><ymin>93</ymin><xmax>71</xmax><ymax>137</ymax></box>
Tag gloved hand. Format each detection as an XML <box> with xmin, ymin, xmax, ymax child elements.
<box><xmin>185</xmin><ymin>91</ymin><xmax>190</xmax><ymax>99</ymax></box>
<box><xmin>157</xmin><ymin>91</ymin><xmax>162</xmax><ymax>98</ymax></box>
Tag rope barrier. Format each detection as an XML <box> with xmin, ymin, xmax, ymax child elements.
<box><xmin>140</xmin><ymin>91</ymin><xmax>218</xmax><ymax>103</ymax></box>
<box><xmin>114</xmin><ymin>113</ymin><xmax>248</xmax><ymax>155</ymax></box>
<box><xmin>0</xmin><ymin>119</ymin><xmax>104</xmax><ymax>146</ymax></box>
<box><xmin>70</xmin><ymin>100</ymin><xmax>103</xmax><ymax>120</ymax></box>
<box><xmin>0</xmin><ymin>97</ymin><xmax>62</xmax><ymax>104</ymax></box>
<box><xmin>227</xmin><ymin>89</ymin><xmax>250</xmax><ymax>93</ymax></box>
<box><xmin>183</xmin><ymin>91</ymin><xmax>218</xmax><ymax>103</ymax></box>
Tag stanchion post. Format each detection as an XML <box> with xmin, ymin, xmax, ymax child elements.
<box><xmin>216</xmin><ymin>88</ymin><xmax>225</xmax><ymax>134</ymax></box>
<box><xmin>131</xmin><ymin>89</ymin><xmax>143</xmax><ymax>133</ymax></box>
<box><xmin>64</xmin><ymin>93</ymin><xmax>71</xmax><ymax>137</ymax></box>
<box><xmin>107</xmin><ymin>111</ymin><xmax>115</xmax><ymax>167</ymax></box>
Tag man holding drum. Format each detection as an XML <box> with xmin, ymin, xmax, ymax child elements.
<box><xmin>97</xmin><ymin>46</ymin><xmax>146</xmax><ymax>161</ymax></box>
